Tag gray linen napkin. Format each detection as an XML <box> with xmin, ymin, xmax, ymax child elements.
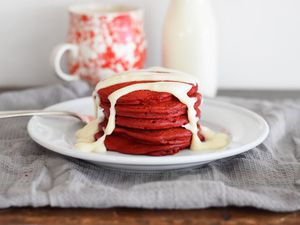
<box><xmin>0</xmin><ymin>81</ymin><xmax>299</xmax><ymax>211</ymax></box>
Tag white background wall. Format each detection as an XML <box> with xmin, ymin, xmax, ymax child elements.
<box><xmin>0</xmin><ymin>0</ymin><xmax>300</xmax><ymax>89</ymax></box>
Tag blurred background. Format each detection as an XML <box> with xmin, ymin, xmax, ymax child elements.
<box><xmin>0</xmin><ymin>0</ymin><xmax>299</xmax><ymax>89</ymax></box>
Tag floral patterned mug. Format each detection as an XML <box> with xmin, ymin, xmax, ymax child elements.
<box><xmin>53</xmin><ymin>4</ymin><xmax>146</xmax><ymax>85</ymax></box>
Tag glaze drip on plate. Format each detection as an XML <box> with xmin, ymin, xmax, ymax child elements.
<box><xmin>75</xmin><ymin>67</ymin><xmax>229</xmax><ymax>154</ymax></box>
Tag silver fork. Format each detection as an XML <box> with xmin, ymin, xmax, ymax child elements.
<box><xmin>0</xmin><ymin>110</ymin><xmax>95</xmax><ymax>123</ymax></box>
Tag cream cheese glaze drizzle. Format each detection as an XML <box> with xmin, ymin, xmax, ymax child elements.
<box><xmin>75</xmin><ymin>68</ymin><xmax>229</xmax><ymax>153</ymax></box>
<box><xmin>93</xmin><ymin>67</ymin><xmax>199</xmax><ymax>91</ymax></box>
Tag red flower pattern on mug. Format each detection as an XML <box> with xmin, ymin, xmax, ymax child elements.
<box><xmin>66</xmin><ymin>11</ymin><xmax>146</xmax><ymax>85</ymax></box>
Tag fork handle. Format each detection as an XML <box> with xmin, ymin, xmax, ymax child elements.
<box><xmin>0</xmin><ymin>110</ymin><xmax>78</xmax><ymax>119</ymax></box>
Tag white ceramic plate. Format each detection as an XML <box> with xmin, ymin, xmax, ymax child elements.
<box><xmin>27</xmin><ymin>97</ymin><xmax>269</xmax><ymax>170</ymax></box>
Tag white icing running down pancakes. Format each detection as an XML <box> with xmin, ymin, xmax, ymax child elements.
<box><xmin>75</xmin><ymin>67</ymin><xmax>229</xmax><ymax>153</ymax></box>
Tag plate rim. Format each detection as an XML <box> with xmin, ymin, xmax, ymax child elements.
<box><xmin>27</xmin><ymin>97</ymin><xmax>269</xmax><ymax>166</ymax></box>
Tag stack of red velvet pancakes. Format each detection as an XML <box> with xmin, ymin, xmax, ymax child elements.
<box><xmin>94</xmin><ymin>80</ymin><xmax>205</xmax><ymax>156</ymax></box>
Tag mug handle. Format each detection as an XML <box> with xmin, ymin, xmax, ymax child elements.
<box><xmin>52</xmin><ymin>44</ymin><xmax>80</xmax><ymax>81</ymax></box>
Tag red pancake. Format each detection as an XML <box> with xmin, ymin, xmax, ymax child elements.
<box><xmin>100</xmin><ymin>93</ymin><xmax>202</xmax><ymax>119</ymax></box>
<box><xmin>95</xmin><ymin>126</ymin><xmax>192</xmax><ymax>145</ymax></box>
<box><xmin>101</xmin><ymin>97</ymin><xmax>187</xmax><ymax>119</ymax></box>
<box><xmin>95</xmin><ymin>126</ymin><xmax>205</xmax><ymax>143</ymax></box>
<box><xmin>98</xmin><ymin>81</ymin><xmax>198</xmax><ymax>105</ymax></box>
<box><xmin>104</xmin><ymin>134</ymin><xmax>190</xmax><ymax>156</ymax></box>
<box><xmin>116</xmin><ymin>115</ymin><xmax>188</xmax><ymax>130</ymax></box>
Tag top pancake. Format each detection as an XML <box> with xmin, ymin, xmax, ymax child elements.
<box><xmin>98</xmin><ymin>81</ymin><xmax>198</xmax><ymax>104</ymax></box>
<box><xmin>98</xmin><ymin>81</ymin><xmax>201</xmax><ymax>119</ymax></box>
